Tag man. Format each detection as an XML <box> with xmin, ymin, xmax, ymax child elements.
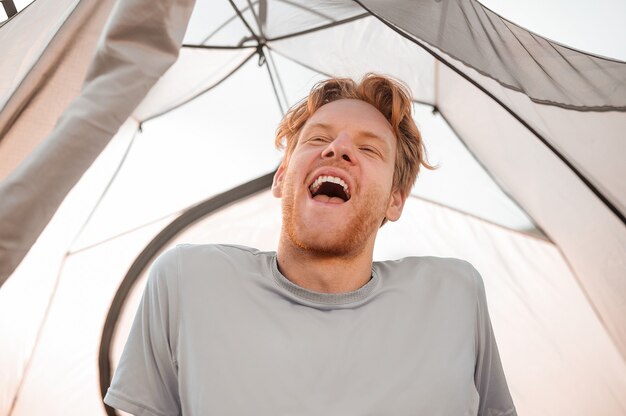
<box><xmin>104</xmin><ymin>74</ymin><xmax>516</xmax><ymax>415</ymax></box>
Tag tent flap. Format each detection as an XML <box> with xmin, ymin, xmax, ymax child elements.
<box><xmin>0</xmin><ymin>0</ymin><xmax>197</xmax><ymax>285</ymax></box>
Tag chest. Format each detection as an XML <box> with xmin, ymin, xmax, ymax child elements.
<box><xmin>176</xmin><ymin>292</ymin><xmax>478</xmax><ymax>415</ymax></box>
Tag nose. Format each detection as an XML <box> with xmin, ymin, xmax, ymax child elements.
<box><xmin>321</xmin><ymin>132</ymin><xmax>354</xmax><ymax>163</ymax></box>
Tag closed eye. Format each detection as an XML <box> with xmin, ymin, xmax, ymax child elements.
<box><xmin>308</xmin><ymin>136</ymin><xmax>331</xmax><ymax>144</ymax></box>
<box><xmin>359</xmin><ymin>146</ymin><xmax>382</xmax><ymax>157</ymax></box>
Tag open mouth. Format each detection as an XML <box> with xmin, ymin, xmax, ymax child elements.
<box><xmin>309</xmin><ymin>175</ymin><xmax>351</xmax><ymax>202</ymax></box>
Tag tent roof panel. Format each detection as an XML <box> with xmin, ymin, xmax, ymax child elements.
<box><xmin>438</xmin><ymin>62</ymin><xmax>626</xmax><ymax>361</ymax></box>
<box><xmin>133</xmin><ymin>48</ymin><xmax>255</xmax><ymax>121</ymax></box>
<box><xmin>359</xmin><ymin>0</ymin><xmax>626</xmax><ymax>110</ymax></box>
<box><xmin>270</xmin><ymin>16</ymin><xmax>436</xmax><ymax>105</ymax></box>
<box><xmin>70</xmin><ymin>59</ymin><xmax>283</xmax><ymax>251</ymax></box>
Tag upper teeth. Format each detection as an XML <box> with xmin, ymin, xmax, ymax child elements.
<box><xmin>309</xmin><ymin>175</ymin><xmax>350</xmax><ymax>197</ymax></box>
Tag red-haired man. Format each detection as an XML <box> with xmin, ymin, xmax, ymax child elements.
<box><xmin>105</xmin><ymin>74</ymin><xmax>516</xmax><ymax>416</ymax></box>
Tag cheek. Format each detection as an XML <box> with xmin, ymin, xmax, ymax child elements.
<box><xmin>384</xmin><ymin>161</ymin><xmax>396</xmax><ymax>182</ymax></box>
<box><xmin>287</xmin><ymin>151</ymin><xmax>317</xmax><ymax>178</ymax></box>
<box><xmin>282</xmin><ymin>167</ymin><xmax>303</xmax><ymax>196</ymax></box>
<box><xmin>368</xmin><ymin>160</ymin><xmax>396</xmax><ymax>187</ymax></box>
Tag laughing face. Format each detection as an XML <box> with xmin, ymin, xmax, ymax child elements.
<box><xmin>272</xmin><ymin>99</ymin><xmax>406</xmax><ymax>258</ymax></box>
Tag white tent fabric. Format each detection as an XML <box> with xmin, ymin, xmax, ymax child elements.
<box><xmin>0</xmin><ymin>0</ymin><xmax>194</xmax><ymax>279</ymax></box>
<box><xmin>0</xmin><ymin>0</ymin><xmax>625</xmax><ymax>415</ymax></box>
<box><xmin>0</xmin><ymin>0</ymin><xmax>118</xmax><ymax>178</ymax></box>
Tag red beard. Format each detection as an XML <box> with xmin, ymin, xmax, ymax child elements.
<box><xmin>280</xmin><ymin>178</ymin><xmax>389</xmax><ymax>259</ymax></box>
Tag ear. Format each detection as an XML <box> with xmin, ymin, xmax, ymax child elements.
<box><xmin>384</xmin><ymin>188</ymin><xmax>406</xmax><ymax>222</ymax></box>
<box><xmin>271</xmin><ymin>164</ymin><xmax>286</xmax><ymax>198</ymax></box>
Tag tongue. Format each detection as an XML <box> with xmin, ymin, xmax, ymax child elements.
<box><xmin>313</xmin><ymin>194</ymin><xmax>345</xmax><ymax>204</ymax></box>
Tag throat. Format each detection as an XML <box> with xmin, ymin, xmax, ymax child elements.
<box><xmin>276</xmin><ymin>241</ymin><xmax>375</xmax><ymax>294</ymax></box>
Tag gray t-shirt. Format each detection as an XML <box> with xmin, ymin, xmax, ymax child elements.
<box><xmin>104</xmin><ymin>244</ymin><xmax>516</xmax><ymax>416</ymax></box>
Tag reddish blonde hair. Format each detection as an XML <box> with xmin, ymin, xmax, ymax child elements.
<box><xmin>275</xmin><ymin>73</ymin><xmax>434</xmax><ymax>197</ymax></box>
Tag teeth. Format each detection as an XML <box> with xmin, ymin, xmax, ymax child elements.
<box><xmin>309</xmin><ymin>175</ymin><xmax>350</xmax><ymax>197</ymax></box>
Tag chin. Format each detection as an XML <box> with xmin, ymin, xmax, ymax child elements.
<box><xmin>280</xmin><ymin>183</ymin><xmax>387</xmax><ymax>258</ymax></box>
<box><xmin>292</xmin><ymin>232</ymin><xmax>365</xmax><ymax>258</ymax></box>
<box><xmin>283</xmin><ymin>214</ymin><xmax>376</xmax><ymax>258</ymax></box>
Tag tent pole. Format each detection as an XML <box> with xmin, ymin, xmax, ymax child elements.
<box><xmin>1</xmin><ymin>0</ymin><xmax>17</xmax><ymax>18</ymax></box>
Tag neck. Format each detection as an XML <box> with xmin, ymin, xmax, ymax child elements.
<box><xmin>276</xmin><ymin>236</ymin><xmax>375</xmax><ymax>293</ymax></box>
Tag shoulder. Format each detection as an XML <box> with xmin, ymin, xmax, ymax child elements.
<box><xmin>154</xmin><ymin>243</ymin><xmax>271</xmax><ymax>270</ymax></box>
<box><xmin>172</xmin><ymin>243</ymin><xmax>268</xmax><ymax>259</ymax></box>
<box><xmin>374</xmin><ymin>256</ymin><xmax>482</xmax><ymax>300</ymax></box>
<box><xmin>157</xmin><ymin>243</ymin><xmax>270</xmax><ymax>264</ymax></box>
<box><xmin>153</xmin><ymin>243</ymin><xmax>273</xmax><ymax>285</ymax></box>
<box><xmin>376</xmin><ymin>255</ymin><xmax>478</xmax><ymax>282</ymax></box>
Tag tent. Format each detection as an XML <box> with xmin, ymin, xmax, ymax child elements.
<box><xmin>0</xmin><ymin>0</ymin><xmax>625</xmax><ymax>414</ymax></box>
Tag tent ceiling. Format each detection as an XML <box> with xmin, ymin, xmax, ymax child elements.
<box><xmin>164</xmin><ymin>0</ymin><xmax>626</xmax><ymax>224</ymax></box>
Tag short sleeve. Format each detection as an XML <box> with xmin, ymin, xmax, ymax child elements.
<box><xmin>104</xmin><ymin>248</ymin><xmax>181</xmax><ymax>416</ymax></box>
<box><xmin>472</xmin><ymin>267</ymin><xmax>517</xmax><ymax>416</ymax></box>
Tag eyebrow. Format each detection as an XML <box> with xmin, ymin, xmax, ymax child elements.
<box><xmin>305</xmin><ymin>122</ymin><xmax>391</xmax><ymax>149</ymax></box>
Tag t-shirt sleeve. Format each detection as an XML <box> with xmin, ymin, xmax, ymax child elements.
<box><xmin>471</xmin><ymin>266</ymin><xmax>517</xmax><ymax>416</ymax></box>
<box><xmin>104</xmin><ymin>248</ymin><xmax>181</xmax><ymax>416</ymax></box>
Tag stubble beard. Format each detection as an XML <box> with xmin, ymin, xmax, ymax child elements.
<box><xmin>280</xmin><ymin>180</ymin><xmax>389</xmax><ymax>258</ymax></box>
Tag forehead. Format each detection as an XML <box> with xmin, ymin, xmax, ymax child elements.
<box><xmin>303</xmin><ymin>99</ymin><xmax>396</xmax><ymax>143</ymax></box>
